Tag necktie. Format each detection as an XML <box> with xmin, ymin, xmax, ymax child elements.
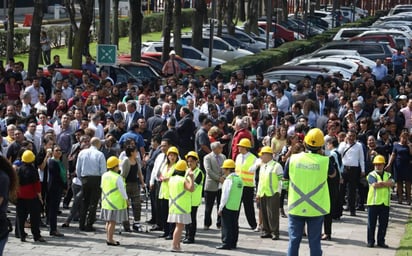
<box><xmin>140</xmin><ymin>105</ymin><xmax>144</xmax><ymax>117</ymax></box>
<box><xmin>215</xmin><ymin>154</ymin><xmax>221</xmax><ymax>167</ymax></box>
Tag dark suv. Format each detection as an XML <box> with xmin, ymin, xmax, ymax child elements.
<box><xmin>318</xmin><ymin>42</ymin><xmax>394</xmax><ymax>61</ymax></box>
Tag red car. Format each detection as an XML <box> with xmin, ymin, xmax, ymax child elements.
<box><xmin>43</xmin><ymin>68</ymin><xmax>100</xmax><ymax>81</ymax></box>
<box><xmin>257</xmin><ymin>21</ymin><xmax>301</xmax><ymax>42</ymax></box>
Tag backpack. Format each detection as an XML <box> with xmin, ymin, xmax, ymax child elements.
<box><xmin>330</xmin><ymin>149</ymin><xmax>343</xmax><ymax>176</ymax></box>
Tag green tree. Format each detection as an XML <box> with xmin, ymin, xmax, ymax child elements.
<box><xmin>27</xmin><ymin>0</ymin><xmax>44</xmax><ymax>77</ymax></box>
<box><xmin>129</xmin><ymin>0</ymin><xmax>143</xmax><ymax>62</ymax></box>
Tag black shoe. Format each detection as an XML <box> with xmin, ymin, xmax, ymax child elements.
<box><xmin>20</xmin><ymin>236</ymin><xmax>27</xmax><ymax>242</ymax></box>
<box><xmin>61</xmin><ymin>223</ymin><xmax>70</xmax><ymax>228</ymax></box>
<box><xmin>34</xmin><ymin>237</ymin><xmax>46</xmax><ymax>242</ymax></box>
<box><xmin>321</xmin><ymin>234</ymin><xmax>331</xmax><ymax>241</ymax></box>
<box><xmin>272</xmin><ymin>235</ymin><xmax>280</xmax><ymax>240</ymax></box>
<box><xmin>84</xmin><ymin>226</ymin><xmax>95</xmax><ymax>232</ymax></box>
<box><xmin>216</xmin><ymin>245</ymin><xmax>231</xmax><ymax>250</ymax></box>
<box><xmin>158</xmin><ymin>233</ymin><xmax>168</xmax><ymax>238</ymax></box>
<box><xmin>377</xmin><ymin>243</ymin><xmax>389</xmax><ymax>248</ymax></box>
<box><xmin>357</xmin><ymin>206</ymin><xmax>365</xmax><ymax>211</ymax></box>
<box><xmin>367</xmin><ymin>243</ymin><xmax>374</xmax><ymax>248</ymax></box>
<box><xmin>106</xmin><ymin>241</ymin><xmax>120</xmax><ymax>246</ymax></box>
<box><xmin>182</xmin><ymin>238</ymin><xmax>194</xmax><ymax>244</ymax></box>
<box><xmin>165</xmin><ymin>235</ymin><xmax>173</xmax><ymax>240</ymax></box>
<box><xmin>57</xmin><ymin>210</ymin><xmax>63</xmax><ymax>215</ymax></box>
<box><xmin>50</xmin><ymin>231</ymin><xmax>64</xmax><ymax>237</ymax></box>
<box><xmin>260</xmin><ymin>234</ymin><xmax>272</xmax><ymax>238</ymax></box>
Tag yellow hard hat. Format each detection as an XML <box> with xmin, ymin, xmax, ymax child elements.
<box><xmin>260</xmin><ymin>146</ymin><xmax>273</xmax><ymax>155</ymax></box>
<box><xmin>175</xmin><ymin>160</ymin><xmax>188</xmax><ymax>172</ymax></box>
<box><xmin>167</xmin><ymin>146</ymin><xmax>179</xmax><ymax>156</ymax></box>
<box><xmin>304</xmin><ymin>128</ymin><xmax>325</xmax><ymax>148</ymax></box>
<box><xmin>221</xmin><ymin>159</ymin><xmax>236</xmax><ymax>169</ymax></box>
<box><xmin>373</xmin><ymin>155</ymin><xmax>386</xmax><ymax>164</ymax></box>
<box><xmin>107</xmin><ymin>156</ymin><xmax>120</xmax><ymax>169</ymax></box>
<box><xmin>237</xmin><ymin>138</ymin><xmax>252</xmax><ymax>148</ymax></box>
<box><xmin>185</xmin><ymin>151</ymin><xmax>199</xmax><ymax>160</ymax></box>
<box><xmin>21</xmin><ymin>150</ymin><xmax>35</xmax><ymax>163</ymax></box>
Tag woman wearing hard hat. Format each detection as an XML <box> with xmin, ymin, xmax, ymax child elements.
<box><xmin>100</xmin><ymin>156</ymin><xmax>128</xmax><ymax>246</ymax></box>
<box><xmin>167</xmin><ymin>159</ymin><xmax>194</xmax><ymax>252</ymax></box>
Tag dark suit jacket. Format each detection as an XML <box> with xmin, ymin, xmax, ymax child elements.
<box><xmin>139</xmin><ymin>104</ymin><xmax>154</xmax><ymax>120</ymax></box>
<box><xmin>87</xmin><ymin>105</ymin><xmax>108</xmax><ymax>114</ymax></box>
<box><xmin>176</xmin><ymin>115</ymin><xmax>196</xmax><ymax>155</ymax></box>
<box><xmin>47</xmin><ymin>158</ymin><xmax>66</xmax><ymax>192</ymax></box>
<box><xmin>125</xmin><ymin>111</ymin><xmax>143</xmax><ymax>131</ymax></box>
<box><xmin>147</xmin><ymin>114</ymin><xmax>165</xmax><ymax>132</ymax></box>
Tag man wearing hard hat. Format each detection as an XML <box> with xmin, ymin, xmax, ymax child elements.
<box><xmin>216</xmin><ymin>159</ymin><xmax>243</xmax><ymax>250</ymax></box>
<box><xmin>255</xmin><ymin>146</ymin><xmax>283</xmax><ymax>240</ymax></box>
<box><xmin>234</xmin><ymin>138</ymin><xmax>258</xmax><ymax>230</ymax></box>
<box><xmin>366</xmin><ymin>155</ymin><xmax>394</xmax><ymax>248</ymax></box>
<box><xmin>162</xmin><ymin>50</ymin><xmax>181</xmax><ymax>78</ymax></box>
<box><xmin>284</xmin><ymin>128</ymin><xmax>336</xmax><ymax>256</ymax></box>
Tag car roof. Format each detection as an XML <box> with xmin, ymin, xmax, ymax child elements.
<box><xmin>264</xmin><ymin>65</ymin><xmax>329</xmax><ymax>73</ymax></box>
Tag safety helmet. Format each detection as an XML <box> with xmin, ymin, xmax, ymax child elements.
<box><xmin>221</xmin><ymin>159</ymin><xmax>236</xmax><ymax>169</ymax></box>
<box><xmin>373</xmin><ymin>155</ymin><xmax>386</xmax><ymax>164</ymax></box>
<box><xmin>107</xmin><ymin>156</ymin><xmax>120</xmax><ymax>169</ymax></box>
<box><xmin>237</xmin><ymin>138</ymin><xmax>252</xmax><ymax>148</ymax></box>
<box><xmin>175</xmin><ymin>160</ymin><xmax>188</xmax><ymax>172</ymax></box>
<box><xmin>185</xmin><ymin>151</ymin><xmax>199</xmax><ymax>160</ymax></box>
<box><xmin>259</xmin><ymin>146</ymin><xmax>273</xmax><ymax>155</ymax></box>
<box><xmin>304</xmin><ymin>128</ymin><xmax>325</xmax><ymax>148</ymax></box>
<box><xmin>21</xmin><ymin>150</ymin><xmax>35</xmax><ymax>163</ymax></box>
<box><xmin>167</xmin><ymin>146</ymin><xmax>179</xmax><ymax>156</ymax></box>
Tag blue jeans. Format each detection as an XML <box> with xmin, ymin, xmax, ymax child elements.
<box><xmin>0</xmin><ymin>236</ymin><xmax>8</xmax><ymax>255</ymax></box>
<box><xmin>288</xmin><ymin>214</ymin><xmax>324</xmax><ymax>256</ymax></box>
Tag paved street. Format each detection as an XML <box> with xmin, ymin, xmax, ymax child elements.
<box><xmin>3</xmin><ymin>197</ymin><xmax>410</xmax><ymax>256</ymax></box>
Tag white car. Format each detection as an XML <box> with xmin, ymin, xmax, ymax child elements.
<box><xmin>141</xmin><ymin>42</ymin><xmax>225</xmax><ymax>69</ymax></box>
<box><xmin>180</xmin><ymin>35</ymin><xmax>254</xmax><ymax>62</ymax></box>
<box><xmin>285</xmin><ymin>49</ymin><xmax>360</xmax><ymax>65</ymax></box>
<box><xmin>292</xmin><ymin>57</ymin><xmax>360</xmax><ymax>79</ymax></box>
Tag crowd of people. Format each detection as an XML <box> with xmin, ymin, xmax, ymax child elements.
<box><xmin>0</xmin><ymin>51</ymin><xmax>410</xmax><ymax>254</ymax></box>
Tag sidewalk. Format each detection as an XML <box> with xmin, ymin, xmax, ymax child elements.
<box><xmin>3</xmin><ymin>199</ymin><xmax>410</xmax><ymax>256</ymax></box>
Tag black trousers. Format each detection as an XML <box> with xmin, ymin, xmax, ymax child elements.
<box><xmin>367</xmin><ymin>204</ymin><xmax>389</xmax><ymax>246</ymax></box>
<box><xmin>16</xmin><ymin>198</ymin><xmax>42</xmax><ymax>240</ymax></box>
<box><xmin>47</xmin><ymin>188</ymin><xmax>63</xmax><ymax>232</ymax></box>
<box><xmin>342</xmin><ymin>166</ymin><xmax>360</xmax><ymax>213</ymax></box>
<box><xmin>79</xmin><ymin>176</ymin><xmax>101</xmax><ymax>229</ymax></box>
<box><xmin>204</xmin><ymin>190</ymin><xmax>221</xmax><ymax>227</ymax></box>
<box><xmin>159</xmin><ymin>198</ymin><xmax>172</xmax><ymax>236</ymax></box>
<box><xmin>241</xmin><ymin>186</ymin><xmax>257</xmax><ymax>229</ymax></box>
<box><xmin>185</xmin><ymin>206</ymin><xmax>198</xmax><ymax>240</ymax></box>
<box><xmin>150</xmin><ymin>181</ymin><xmax>160</xmax><ymax>225</ymax></box>
<box><xmin>221</xmin><ymin>207</ymin><xmax>239</xmax><ymax>248</ymax></box>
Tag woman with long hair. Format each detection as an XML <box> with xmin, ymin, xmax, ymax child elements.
<box><xmin>47</xmin><ymin>145</ymin><xmax>66</xmax><ymax>237</ymax></box>
<box><xmin>0</xmin><ymin>155</ymin><xmax>18</xmax><ymax>253</ymax></box>
<box><xmin>271</xmin><ymin>125</ymin><xmax>288</xmax><ymax>161</ymax></box>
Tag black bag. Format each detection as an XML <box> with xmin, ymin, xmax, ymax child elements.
<box><xmin>0</xmin><ymin>212</ymin><xmax>12</xmax><ymax>239</ymax></box>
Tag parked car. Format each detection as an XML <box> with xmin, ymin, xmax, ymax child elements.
<box><xmin>43</xmin><ymin>68</ymin><xmax>100</xmax><ymax>81</ymax></box>
<box><xmin>179</xmin><ymin>35</ymin><xmax>254</xmax><ymax>61</ymax></box>
<box><xmin>141</xmin><ymin>42</ymin><xmax>226</xmax><ymax>68</ymax></box>
<box><xmin>349</xmin><ymin>35</ymin><xmax>397</xmax><ymax>49</ymax></box>
<box><xmin>285</xmin><ymin>49</ymin><xmax>360</xmax><ymax>65</ymax></box>
<box><xmin>388</xmin><ymin>4</ymin><xmax>412</xmax><ymax>16</ymax></box>
<box><xmin>291</xmin><ymin>57</ymin><xmax>359</xmax><ymax>79</ymax></box>
<box><xmin>333</xmin><ymin>27</ymin><xmax>378</xmax><ymax>41</ymax></box>
<box><xmin>116</xmin><ymin>61</ymin><xmax>162</xmax><ymax>83</ymax></box>
<box><xmin>318</xmin><ymin>41</ymin><xmax>395</xmax><ymax>61</ymax></box>
<box><xmin>215</xmin><ymin>33</ymin><xmax>261</xmax><ymax>53</ymax></box>
<box><xmin>99</xmin><ymin>65</ymin><xmax>142</xmax><ymax>84</ymax></box>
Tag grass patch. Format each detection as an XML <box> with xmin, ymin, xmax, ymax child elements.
<box><xmin>14</xmin><ymin>28</ymin><xmax>192</xmax><ymax>67</ymax></box>
<box><xmin>397</xmin><ymin>212</ymin><xmax>412</xmax><ymax>256</ymax></box>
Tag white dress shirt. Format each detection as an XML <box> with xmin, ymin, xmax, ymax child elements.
<box><xmin>338</xmin><ymin>141</ymin><xmax>365</xmax><ymax>173</ymax></box>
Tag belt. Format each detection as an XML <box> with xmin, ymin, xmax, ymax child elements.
<box><xmin>344</xmin><ymin>166</ymin><xmax>359</xmax><ymax>170</ymax></box>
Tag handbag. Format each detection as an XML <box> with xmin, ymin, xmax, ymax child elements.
<box><xmin>0</xmin><ymin>212</ymin><xmax>12</xmax><ymax>239</ymax></box>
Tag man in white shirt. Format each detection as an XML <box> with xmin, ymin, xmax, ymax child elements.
<box><xmin>88</xmin><ymin>114</ymin><xmax>104</xmax><ymax>140</ymax></box>
<box><xmin>338</xmin><ymin>129</ymin><xmax>365</xmax><ymax>216</ymax></box>
<box><xmin>21</xmin><ymin>92</ymin><xmax>32</xmax><ymax>117</ymax></box>
<box><xmin>401</xmin><ymin>98</ymin><xmax>412</xmax><ymax>130</ymax></box>
<box><xmin>275</xmin><ymin>87</ymin><xmax>290</xmax><ymax>114</ymax></box>
<box><xmin>25</xmin><ymin>77</ymin><xmax>45</xmax><ymax>105</ymax></box>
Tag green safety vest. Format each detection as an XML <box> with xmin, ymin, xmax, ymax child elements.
<box><xmin>159</xmin><ymin>163</ymin><xmax>175</xmax><ymax>200</ymax></box>
<box><xmin>288</xmin><ymin>152</ymin><xmax>330</xmax><ymax>217</ymax></box>
<box><xmin>367</xmin><ymin>171</ymin><xmax>392</xmax><ymax>207</ymax></box>
<box><xmin>235</xmin><ymin>153</ymin><xmax>257</xmax><ymax>187</ymax></box>
<box><xmin>168</xmin><ymin>175</ymin><xmax>191</xmax><ymax>214</ymax></box>
<box><xmin>257</xmin><ymin>160</ymin><xmax>282</xmax><ymax>197</ymax></box>
<box><xmin>190</xmin><ymin>167</ymin><xmax>204</xmax><ymax>207</ymax></box>
<box><xmin>225</xmin><ymin>173</ymin><xmax>243</xmax><ymax>211</ymax></box>
<box><xmin>101</xmin><ymin>170</ymin><xmax>127</xmax><ymax>210</ymax></box>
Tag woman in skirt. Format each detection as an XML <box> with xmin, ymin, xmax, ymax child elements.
<box><xmin>168</xmin><ymin>160</ymin><xmax>194</xmax><ymax>252</ymax></box>
<box><xmin>101</xmin><ymin>156</ymin><xmax>129</xmax><ymax>246</ymax></box>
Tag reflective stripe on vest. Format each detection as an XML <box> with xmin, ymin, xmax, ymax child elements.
<box><xmin>101</xmin><ymin>171</ymin><xmax>126</xmax><ymax>210</ymax></box>
<box><xmin>367</xmin><ymin>171</ymin><xmax>391</xmax><ymax>206</ymax></box>
<box><xmin>169</xmin><ymin>175</ymin><xmax>191</xmax><ymax>214</ymax></box>
<box><xmin>235</xmin><ymin>153</ymin><xmax>257</xmax><ymax>187</ymax></box>
<box><xmin>288</xmin><ymin>152</ymin><xmax>330</xmax><ymax>217</ymax></box>
<box><xmin>257</xmin><ymin>160</ymin><xmax>281</xmax><ymax>197</ymax></box>
<box><xmin>225</xmin><ymin>174</ymin><xmax>243</xmax><ymax>211</ymax></box>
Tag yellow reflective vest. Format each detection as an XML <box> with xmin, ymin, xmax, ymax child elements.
<box><xmin>189</xmin><ymin>167</ymin><xmax>204</xmax><ymax>207</ymax></box>
<box><xmin>101</xmin><ymin>170</ymin><xmax>127</xmax><ymax>210</ymax></box>
<box><xmin>257</xmin><ymin>160</ymin><xmax>283</xmax><ymax>197</ymax></box>
<box><xmin>169</xmin><ymin>175</ymin><xmax>191</xmax><ymax>214</ymax></box>
<box><xmin>159</xmin><ymin>162</ymin><xmax>176</xmax><ymax>200</ymax></box>
<box><xmin>288</xmin><ymin>152</ymin><xmax>330</xmax><ymax>217</ymax></box>
<box><xmin>225</xmin><ymin>173</ymin><xmax>243</xmax><ymax>211</ymax></box>
<box><xmin>235</xmin><ymin>152</ymin><xmax>257</xmax><ymax>187</ymax></box>
<box><xmin>367</xmin><ymin>170</ymin><xmax>392</xmax><ymax>207</ymax></box>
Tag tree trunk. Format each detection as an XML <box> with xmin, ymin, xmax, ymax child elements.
<box><xmin>28</xmin><ymin>0</ymin><xmax>44</xmax><ymax>78</ymax></box>
<box><xmin>238</xmin><ymin>0</ymin><xmax>246</xmax><ymax>22</ymax></box>
<box><xmin>112</xmin><ymin>0</ymin><xmax>120</xmax><ymax>47</ymax></box>
<box><xmin>162</xmin><ymin>0</ymin><xmax>173</xmax><ymax>63</ymax></box>
<box><xmin>64</xmin><ymin>0</ymin><xmax>77</xmax><ymax>60</ymax></box>
<box><xmin>216</xmin><ymin>0</ymin><xmax>226</xmax><ymax>37</ymax></box>
<box><xmin>98</xmin><ymin>0</ymin><xmax>106</xmax><ymax>44</ymax></box>
<box><xmin>173</xmin><ymin>0</ymin><xmax>182</xmax><ymax>57</ymax></box>
<box><xmin>129</xmin><ymin>0</ymin><xmax>143</xmax><ymax>62</ymax></box>
<box><xmin>72</xmin><ymin>0</ymin><xmax>94</xmax><ymax>69</ymax></box>
<box><xmin>192</xmin><ymin>0</ymin><xmax>206</xmax><ymax>53</ymax></box>
<box><xmin>6</xmin><ymin>0</ymin><xmax>16</xmax><ymax>61</ymax></box>
<box><xmin>244</xmin><ymin>0</ymin><xmax>258</xmax><ymax>35</ymax></box>
<box><xmin>282</xmin><ymin>0</ymin><xmax>288</xmax><ymax>22</ymax></box>
<box><xmin>226</xmin><ymin>0</ymin><xmax>236</xmax><ymax>35</ymax></box>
